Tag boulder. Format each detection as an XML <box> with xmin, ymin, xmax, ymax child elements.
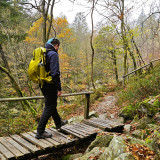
<box><xmin>85</xmin><ymin>134</ymin><xmax>113</xmax><ymax>153</ymax></box>
<box><xmin>61</xmin><ymin>153</ymin><xmax>83</xmax><ymax>160</ymax></box>
<box><xmin>131</xmin><ymin>130</ymin><xmax>143</xmax><ymax>139</ymax></box>
<box><xmin>114</xmin><ymin>153</ymin><xmax>135</xmax><ymax>160</ymax></box>
<box><xmin>89</xmin><ymin>111</ymin><xmax>99</xmax><ymax>118</ymax></box>
<box><xmin>136</xmin><ymin>116</ymin><xmax>153</xmax><ymax>129</ymax></box>
<box><xmin>99</xmin><ymin>114</ymin><xmax>108</xmax><ymax>120</ymax></box>
<box><xmin>68</xmin><ymin>116</ymin><xmax>83</xmax><ymax>124</ymax></box>
<box><xmin>79</xmin><ymin>147</ymin><xmax>106</xmax><ymax>160</ymax></box>
<box><xmin>123</xmin><ymin>124</ymin><xmax>132</xmax><ymax>134</ymax></box>
<box><xmin>99</xmin><ymin>136</ymin><xmax>127</xmax><ymax>160</ymax></box>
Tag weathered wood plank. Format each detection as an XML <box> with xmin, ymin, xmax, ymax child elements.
<box><xmin>62</xmin><ymin>125</ymin><xmax>86</xmax><ymax>138</ymax></box>
<box><xmin>62</xmin><ymin>125</ymin><xmax>87</xmax><ymax>136</ymax></box>
<box><xmin>79</xmin><ymin>123</ymin><xmax>100</xmax><ymax>131</ymax></box>
<box><xmin>4</xmin><ymin>137</ymin><xmax>30</xmax><ymax>157</ymax></box>
<box><xmin>61</xmin><ymin>126</ymin><xmax>84</xmax><ymax>139</ymax></box>
<box><xmin>68</xmin><ymin>125</ymin><xmax>90</xmax><ymax>136</ymax></box>
<box><xmin>83</xmin><ymin>119</ymin><xmax>106</xmax><ymax>130</ymax></box>
<box><xmin>21</xmin><ymin>132</ymin><xmax>50</xmax><ymax>150</ymax></box>
<box><xmin>48</xmin><ymin>128</ymin><xmax>72</xmax><ymax>144</ymax></box>
<box><xmin>0</xmin><ymin>137</ymin><xmax>23</xmax><ymax>159</ymax></box>
<box><xmin>27</xmin><ymin>132</ymin><xmax>53</xmax><ymax>148</ymax></box>
<box><xmin>0</xmin><ymin>153</ymin><xmax>7</xmax><ymax>160</ymax></box>
<box><xmin>0</xmin><ymin>142</ymin><xmax>15</xmax><ymax>160</ymax></box>
<box><xmin>89</xmin><ymin>119</ymin><xmax>112</xmax><ymax>128</ymax></box>
<box><xmin>32</xmin><ymin>130</ymin><xmax>61</xmax><ymax>148</ymax></box>
<box><xmin>49</xmin><ymin>128</ymin><xmax>76</xmax><ymax>142</ymax></box>
<box><xmin>11</xmin><ymin>135</ymin><xmax>40</xmax><ymax>154</ymax></box>
<box><xmin>75</xmin><ymin>123</ymin><xmax>98</xmax><ymax>134</ymax></box>
<box><xmin>45</xmin><ymin>129</ymin><xmax>66</xmax><ymax>145</ymax></box>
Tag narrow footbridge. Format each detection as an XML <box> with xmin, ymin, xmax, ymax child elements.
<box><xmin>0</xmin><ymin>118</ymin><xmax>124</xmax><ymax>160</ymax></box>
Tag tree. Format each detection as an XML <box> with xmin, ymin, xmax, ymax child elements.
<box><xmin>0</xmin><ymin>0</ymin><xmax>36</xmax><ymax>114</ymax></box>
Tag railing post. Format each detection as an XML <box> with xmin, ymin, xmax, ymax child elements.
<box><xmin>84</xmin><ymin>94</ymin><xmax>90</xmax><ymax>119</ymax></box>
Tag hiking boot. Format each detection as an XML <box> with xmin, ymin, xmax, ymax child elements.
<box><xmin>35</xmin><ymin>131</ymin><xmax>52</xmax><ymax>139</ymax></box>
<box><xmin>56</xmin><ymin>120</ymin><xmax>68</xmax><ymax>130</ymax></box>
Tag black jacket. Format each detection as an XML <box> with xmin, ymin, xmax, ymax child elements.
<box><xmin>45</xmin><ymin>43</ymin><xmax>61</xmax><ymax>91</ymax></box>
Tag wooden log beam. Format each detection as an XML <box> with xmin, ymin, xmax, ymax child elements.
<box><xmin>0</xmin><ymin>92</ymin><xmax>94</xmax><ymax>102</ymax></box>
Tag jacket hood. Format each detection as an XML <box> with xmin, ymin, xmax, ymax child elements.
<box><xmin>45</xmin><ymin>43</ymin><xmax>56</xmax><ymax>52</ymax></box>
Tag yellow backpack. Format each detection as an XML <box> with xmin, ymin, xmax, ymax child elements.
<box><xmin>28</xmin><ymin>47</ymin><xmax>53</xmax><ymax>86</ymax></box>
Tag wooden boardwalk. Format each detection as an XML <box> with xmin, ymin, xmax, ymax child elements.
<box><xmin>0</xmin><ymin>118</ymin><xmax>124</xmax><ymax>160</ymax></box>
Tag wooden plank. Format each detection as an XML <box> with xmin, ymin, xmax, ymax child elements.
<box><xmin>75</xmin><ymin>123</ymin><xmax>98</xmax><ymax>134</ymax></box>
<box><xmin>4</xmin><ymin>137</ymin><xmax>30</xmax><ymax>157</ymax></box>
<box><xmin>27</xmin><ymin>132</ymin><xmax>53</xmax><ymax>148</ymax></box>
<box><xmin>0</xmin><ymin>137</ymin><xmax>23</xmax><ymax>159</ymax></box>
<box><xmin>48</xmin><ymin>128</ymin><xmax>72</xmax><ymax>144</ymax></box>
<box><xmin>45</xmin><ymin>129</ymin><xmax>66</xmax><ymax>145</ymax></box>
<box><xmin>32</xmin><ymin>131</ymin><xmax>61</xmax><ymax>148</ymax></box>
<box><xmin>62</xmin><ymin>125</ymin><xmax>88</xmax><ymax>137</ymax></box>
<box><xmin>61</xmin><ymin>127</ymin><xmax>83</xmax><ymax>139</ymax></box>
<box><xmin>68</xmin><ymin>125</ymin><xmax>90</xmax><ymax>136</ymax></box>
<box><xmin>21</xmin><ymin>132</ymin><xmax>50</xmax><ymax>150</ymax></box>
<box><xmin>89</xmin><ymin>119</ymin><xmax>112</xmax><ymax>128</ymax></box>
<box><xmin>62</xmin><ymin>125</ymin><xmax>87</xmax><ymax>137</ymax></box>
<box><xmin>83</xmin><ymin>119</ymin><xmax>106</xmax><ymax>130</ymax></box>
<box><xmin>49</xmin><ymin>128</ymin><xmax>76</xmax><ymax>141</ymax></box>
<box><xmin>79</xmin><ymin>123</ymin><xmax>100</xmax><ymax>131</ymax></box>
<box><xmin>11</xmin><ymin>135</ymin><xmax>40</xmax><ymax>154</ymax></box>
<box><xmin>0</xmin><ymin>153</ymin><xmax>7</xmax><ymax>160</ymax></box>
<box><xmin>92</xmin><ymin>118</ymin><xmax>124</xmax><ymax>129</ymax></box>
<box><xmin>0</xmin><ymin>142</ymin><xmax>15</xmax><ymax>160</ymax></box>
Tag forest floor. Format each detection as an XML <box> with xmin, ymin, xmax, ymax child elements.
<box><xmin>90</xmin><ymin>91</ymin><xmax>121</xmax><ymax>119</ymax></box>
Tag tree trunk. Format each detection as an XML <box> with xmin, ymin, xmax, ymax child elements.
<box><xmin>0</xmin><ymin>64</ymin><xmax>37</xmax><ymax>115</ymax></box>
<box><xmin>90</xmin><ymin>0</ymin><xmax>95</xmax><ymax>89</ymax></box>
<box><xmin>111</xmin><ymin>50</ymin><xmax>119</xmax><ymax>83</ymax></box>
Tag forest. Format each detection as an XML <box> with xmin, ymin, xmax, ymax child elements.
<box><xmin>0</xmin><ymin>0</ymin><xmax>160</xmax><ymax>159</ymax></box>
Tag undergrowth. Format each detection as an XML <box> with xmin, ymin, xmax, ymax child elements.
<box><xmin>117</xmin><ymin>64</ymin><xmax>160</xmax><ymax>107</ymax></box>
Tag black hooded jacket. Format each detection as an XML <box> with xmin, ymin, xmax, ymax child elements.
<box><xmin>45</xmin><ymin>43</ymin><xmax>61</xmax><ymax>91</ymax></box>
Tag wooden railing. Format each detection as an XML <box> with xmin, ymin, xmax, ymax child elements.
<box><xmin>122</xmin><ymin>58</ymin><xmax>160</xmax><ymax>87</ymax></box>
<box><xmin>0</xmin><ymin>91</ymin><xmax>94</xmax><ymax>119</ymax></box>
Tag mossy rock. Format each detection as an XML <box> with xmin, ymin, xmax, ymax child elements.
<box><xmin>119</xmin><ymin>105</ymin><xmax>137</xmax><ymax>120</ymax></box>
<box><xmin>114</xmin><ymin>153</ymin><xmax>136</xmax><ymax>160</ymax></box>
<box><xmin>99</xmin><ymin>136</ymin><xmax>127</xmax><ymax>160</ymax></box>
<box><xmin>85</xmin><ymin>134</ymin><xmax>113</xmax><ymax>153</ymax></box>
<box><xmin>61</xmin><ymin>153</ymin><xmax>83</xmax><ymax>160</ymax></box>
<box><xmin>136</xmin><ymin>116</ymin><xmax>153</xmax><ymax>129</ymax></box>
<box><xmin>138</xmin><ymin>96</ymin><xmax>160</xmax><ymax>116</ymax></box>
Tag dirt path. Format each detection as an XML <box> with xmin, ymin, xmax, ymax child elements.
<box><xmin>91</xmin><ymin>92</ymin><xmax>121</xmax><ymax>119</ymax></box>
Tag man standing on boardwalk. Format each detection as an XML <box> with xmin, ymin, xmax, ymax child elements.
<box><xmin>35</xmin><ymin>38</ymin><xmax>68</xmax><ymax>139</ymax></box>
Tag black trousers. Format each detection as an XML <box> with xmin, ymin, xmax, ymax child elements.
<box><xmin>37</xmin><ymin>83</ymin><xmax>61</xmax><ymax>134</ymax></box>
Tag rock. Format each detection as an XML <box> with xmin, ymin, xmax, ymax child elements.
<box><xmin>131</xmin><ymin>130</ymin><xmax>143</xmax><ymax>139</ymax></box>
<box><xmin>138</xmin><ymin>97</ymin><xmax>159</xmax><ymax>116</ymax></box>
<box><xmin>114</xmin><ymin>117</ymin><xmax>125</xmax><ymax>124</ymax></box>
<box><xmin>154</xmin><ymin>113</ymin><xmax>160</xmax><ymax>124</ymax></box>
<box><xmin>123</xmin><ymin>124</ymin><xmax>132</xmax><ymax>134</ymax></box>
<box><xmin>127</xmin><ymin>137</ymin><xmax>152</xmax><ymax>150</ymax></box>
<box><xmin>68</xmin><ymin>116</ymin><xmax>83</xmax><ymax>124</ymax></box>
<box><xmin>136</xmin><ymin>116</ymin><xmax>153</xmax><ymax>129</ymax></box>
<box><xmin>99</xmin><ymin>136</ymin><xmax>127</xmax><ymax>160</ymax></box>
<box><xmin>114</xmin><ymin>153</ymin><xmax>136</xmax><ymax>160</ymax></box>
<box><xmin>119</xmin><ymin>105</ymin><xmax>136</xmax><ymax>120</ymax></box>
<box><xmin>85</xmin><ymin>134</ymin><xmax>113</xmax><ymax>153</ymax></box>
<box><xmin>110</xmin><ymin>114</ymin><xmax>115</xmax><ymax>119</ymax></box>
<box><xmin>89</xmin><ymin>111</ymin><xmax>99</xmax><ymax>118</ymax></box>
<box><xmin>79</xmin><ymin>147</ymin><xmax>106</xmax><ymax>160</ymax></box>
<box><xmin>99</xmin><ymin>114</ymin><xmax>108</xmax><ymax>120</ymax></box>
<box><xmin>61</xmin><ymin>153</ymin><xmax>83</xmax><ymax>160</ymax></box>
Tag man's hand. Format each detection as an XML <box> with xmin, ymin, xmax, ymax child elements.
<box><xmin>57</xmin><ymin>91</ymin><xmax>62</xmax><ymax>97</ymax></box>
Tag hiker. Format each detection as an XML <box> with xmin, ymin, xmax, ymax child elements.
<box><xmin>35</xmin><ymin>38</ymin><xmax>68</xmax><ymax>139</ymax></box>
